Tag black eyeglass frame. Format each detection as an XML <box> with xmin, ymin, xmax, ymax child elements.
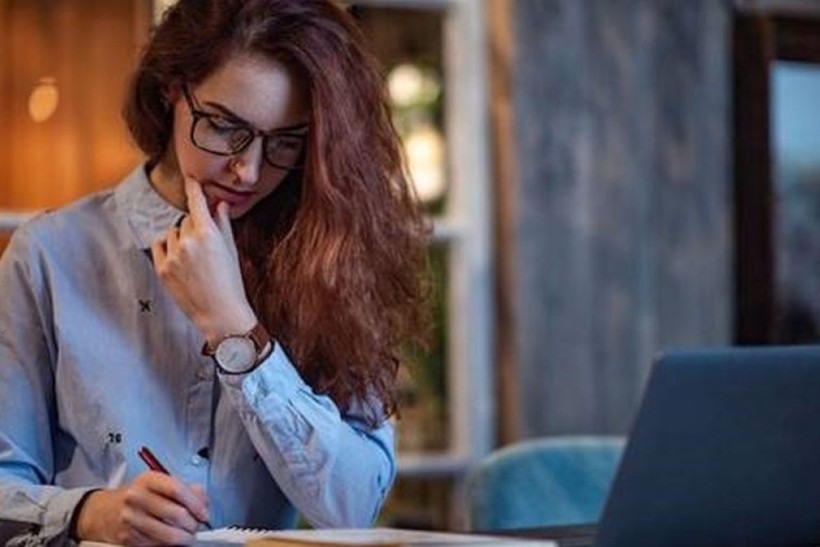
<box><xmin>181</xmin><ymin>84</ymin><xmax>308</xmax><ymax>171</ymax></box>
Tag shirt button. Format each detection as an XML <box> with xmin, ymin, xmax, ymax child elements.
<box><xmin>190</xmin><ymin>454</ymin><xmax>204</xmax><ymax>466</ymax></box>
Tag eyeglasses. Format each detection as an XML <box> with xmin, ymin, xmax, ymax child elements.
<box><xmin>182</xmin><ymin>84</ymin><xmax>308</xmax><ymax>171</ymax></box>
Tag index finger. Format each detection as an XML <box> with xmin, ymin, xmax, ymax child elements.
<box><xmin>183</xmin><ymin>177</ymin><xmax>212</xmax><ymax>226</ymax></box>
<box><xmin>142</xmin><ymin>471</ymin><xmax>210</xmax><ymax>523</ymax></box>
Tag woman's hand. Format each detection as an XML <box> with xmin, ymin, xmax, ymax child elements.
<box><xmin>151</xmin><ymin>177</ymin><xmax>257</xmax><ymax>345</ymax></box>
<box><xmin>75</xmin><ymin>471</ymin><xmax>209</xmax><ymax>545</ymax></box>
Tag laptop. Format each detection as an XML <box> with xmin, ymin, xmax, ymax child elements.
<box><xmin>593</xmin><ymin>345</ymin><xmax>820</xmax><ymax>546</ymax></box>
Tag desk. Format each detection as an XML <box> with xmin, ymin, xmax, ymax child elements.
<box><xmin>485</xmin><ymin>524</ymin><xmax>597</xmax><ymax>547</ymax></box>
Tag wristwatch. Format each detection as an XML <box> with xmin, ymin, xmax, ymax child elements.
<box><xmin>203</xmin><ymin>323</ymin><xmax>272</xmax><ymax>374</ymax></box>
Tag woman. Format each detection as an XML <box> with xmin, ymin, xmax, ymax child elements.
<box><xmin>0</xmin><ymin>0</ymin><xmax>428</xmax><ymax>544</ymax></box>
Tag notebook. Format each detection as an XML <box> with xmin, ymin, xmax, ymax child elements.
<box><xmin>594</xmin><ymin>345</ymin><xmax>820</xmax><ymax>546</ymax></box>
<box><xmin>78</xmin><ymin>528</ymin><xmax>556</xmax><ymax>546</ymax></box>
<box><xmin>195</xmin><ymin>526</ymin><xmax>557</xmax><ymax>546</ymax></box>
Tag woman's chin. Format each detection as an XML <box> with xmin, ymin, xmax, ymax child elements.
<box><xmin>226</xmin><ymin>203</ymin><xmax>252</xmax><ymax>220</ymax></box>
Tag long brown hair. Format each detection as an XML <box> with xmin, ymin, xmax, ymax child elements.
<box><xmin>124</xmin><ymin>0</ymin><xmax>429</xmax><ymax>423</ymax></box>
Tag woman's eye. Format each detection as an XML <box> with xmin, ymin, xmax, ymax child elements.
<box><xmin>275</xmin><ymin>137</ymin><xmax>303</xmax><ymax>151</ymax></box>
<box><xmin>207</xmin><ymin>116</ymin><xmax>241</xmax><ymax>132</ymax></box>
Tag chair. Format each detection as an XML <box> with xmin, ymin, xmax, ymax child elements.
<box><xmin>466</xmin><ymin>436</ymin><xmax>625</xmax><ymax>531</ymax></box>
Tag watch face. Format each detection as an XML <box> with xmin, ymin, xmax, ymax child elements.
<box><xmin>214</xmin><ymin>336</ymin><xmax>257</xmax><ymax>373</ymax></box>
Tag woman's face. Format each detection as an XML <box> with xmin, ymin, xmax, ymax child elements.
<box><xmin>166</xmin><ymin>52</ymin><xmax>309</xmax><ymax>219</ymax></box>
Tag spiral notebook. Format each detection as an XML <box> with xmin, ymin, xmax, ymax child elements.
<box><xmin>78</xmin><ymin>526</ymin><xmax>556</xmax><ymax>546</ymax></box>
<box><xmin>194</xmin><ymin>527</ymin><xmax>557</xmax><ymax>546</ymax></box>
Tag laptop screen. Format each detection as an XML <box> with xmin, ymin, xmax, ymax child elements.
<box><xmin>595</xmin><ymin>345</ymin><xmax>820</xmax><ymax>546</ymax></box>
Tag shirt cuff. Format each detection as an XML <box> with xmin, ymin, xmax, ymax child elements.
<box><xmin>68</xmin><ymin>488</ymin><xmax>101</xmax><ymax>540</ymax></box>
<box><xmin>220</xmin><ymin>342</ymin><xmax>305</xmax><ymax>403</ymax></box>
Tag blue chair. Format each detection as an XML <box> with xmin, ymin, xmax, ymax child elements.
<box><xmin>467</xmin><ymin>436</ymin><xmax>625</xmax><ymax>531</ymax></box>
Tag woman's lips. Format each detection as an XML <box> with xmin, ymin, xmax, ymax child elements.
<box><xmin>202</xmin><ymin>182</ymin><xmax>256</xmax><ymax>206</ymax></box>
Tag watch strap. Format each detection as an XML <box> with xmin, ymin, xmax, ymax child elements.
<box><xmin>246</xmin><ymin>322</ymin><xmax>271</xmax><ymax>355</ymax></box>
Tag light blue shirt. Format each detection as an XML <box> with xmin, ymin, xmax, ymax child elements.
<box><xmin>0</xmin><ymin>166</ymin><xmax>396</xmax><ymax>543</ymax></box>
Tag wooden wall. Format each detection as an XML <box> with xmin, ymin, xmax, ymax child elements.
<box><xmin>0</xmin><ymin>0</ymin><xmax>150</xmax><ymax>254</ymax></box>
<box><xmin>496</xmin><ymin>0</ymin><xmax>733</xmax><ymax>438</ymax></box>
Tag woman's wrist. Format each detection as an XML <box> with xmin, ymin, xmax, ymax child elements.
<box><xmin>73</xmin><ymin>489</ymin><xmax>108</xmax><ymax>541</ymax></box>
<box><xmin>199</xmin><ymin>305</ymin><xmax>258</xmax><ymax>347</ymax></box>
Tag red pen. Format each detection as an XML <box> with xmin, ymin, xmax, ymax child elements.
<box><xmin>138</xmin><ymin>446</ymin><xmax>213</xmax><ymax>530</ymax></box>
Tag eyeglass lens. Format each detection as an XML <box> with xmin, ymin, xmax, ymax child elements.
<box><xmin>192</xmin><ymin>116</ymin><xmax>305</xmax><ymax>169</ymax></box>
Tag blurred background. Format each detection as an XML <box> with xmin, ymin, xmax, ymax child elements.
<box><xmin>2</xmin><ymin>0</ymin><xmax>820</xmax><ymax>531</ymax></box>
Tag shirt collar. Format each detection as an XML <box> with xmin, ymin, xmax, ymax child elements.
<box><xmin>115</xmin><ymin>164</ymin><xmax>186</xmax><ymax>251</ymax></box>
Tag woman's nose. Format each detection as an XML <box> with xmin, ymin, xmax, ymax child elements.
<box><xmin>228</xmin><ymin>138</ymin><xmax>263</xmax><ymax>185</ymax></box>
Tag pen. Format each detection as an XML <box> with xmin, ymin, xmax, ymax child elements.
<box><xmin>138</xmin><ymin>446</ymin><xmax>213</xmax><ymax>530</ymax></box>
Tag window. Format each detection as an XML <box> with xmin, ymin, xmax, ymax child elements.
<box><xmin>733</xmin><ymin>8</ymin><xmax>820</xmax><ymax>343</ymax></box>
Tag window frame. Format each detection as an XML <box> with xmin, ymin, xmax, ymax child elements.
<box><xmin>351</xmin><ymin>0</ymin><xmax>494</xmax><ymax>477</ymax></box>
<box><xmin>733</xmin><ymin>6</ymin><xmax>820</xmax><ymax>343</ymax></box>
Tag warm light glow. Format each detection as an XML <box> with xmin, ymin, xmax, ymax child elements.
<box><xmin>28</xmin><ymin>77</ymin><xmax>59</xmax><ymax>123</ymax></box>
<box><xmin>154</xmin><ymin>0</ymin><xmax>177</xmax><ymax>22</ymax></box>
<box><xmin>388</xmin><ymin>64</ymin><xmax>441</xmax><ymax>108</ymax></box>
<box><xmin>405</xmin><ymin>123</ymin><xmax>446</xmax><ymax>203</ymax></box>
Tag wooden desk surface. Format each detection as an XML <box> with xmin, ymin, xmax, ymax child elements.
<box><xmin>483</xmin><ymin>523</ymin><xmax>597</xmax><ymax>547</ymax></box>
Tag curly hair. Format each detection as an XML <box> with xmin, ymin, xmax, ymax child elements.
<box><xmin>123</xmin><ymin>0</ymin><xmax>430</xmax><ymax>424</ymax></box>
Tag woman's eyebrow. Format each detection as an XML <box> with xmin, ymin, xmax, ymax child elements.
<box><xmin>200</xmin><ymin>99</ymin><xmax>309</xmax><ymax>133</ymax></box>
<box><xmin>201</xmin><ymin>100</ymin><xmax>249</xmax><ymax>125</ymax></box>
<box><xmin>273</xmin><ymin>122</ymin><xmax>310</xmax><ymax>133</ymax></box>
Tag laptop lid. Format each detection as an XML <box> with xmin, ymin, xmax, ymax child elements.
<box><xmin>595</xmin><ymin>345</ymin><xmax>820</xmax><ymax>546</ymax></box>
